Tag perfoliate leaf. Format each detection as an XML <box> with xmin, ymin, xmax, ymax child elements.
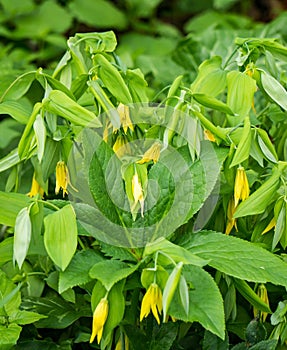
<box><xmin>44</xmin><ymin>204</ymin><xmax>78</xmax><ymax>271</ymax></box>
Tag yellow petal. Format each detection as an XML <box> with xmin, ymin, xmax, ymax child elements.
<box><xmin>261</xmin><ymin>217</ymin><xmax>276</xmax><ymax>235</ymax></box>
<box><xmin>90</xmin><ymin>298</ymin><xmax>109</xmax><ymax>344</ymax></box>
<box><xmin>28</xmin><ymin>174</ymin><xmax>45</xmax><ymax>198</ymax></box>
<box><xmin>137</xmin><ymin>142</ymin><xmax>161</xmax><ymax>164</ymax></box>
<box><xmin>117</xmin><ymin>103</ymin><xmax>134</xmax><ymax>134</ymax></box>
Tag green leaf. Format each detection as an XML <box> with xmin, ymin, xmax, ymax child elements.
<box><xmin>183</xmin><ymin>231</ymin><xmax>287</xmax><ymax>287</ymax></box>
<box><xmin>44</xmin><ymin>90</ymin><xmax>101</xmax><ymax>127</ymax></box>
<box><xmin>94</xmin><ymin>53</ymin><xmax>133</xmax><ymax>104</ymax></box>
<box><xmin>59</xmin><ymin>249</ymin><xmax>103</xmax><ymax>293</ymax></box>
<box><xmin>234</xmin><ymin>168</ymin><xmax>281</xmax><ymax>217</ymax></box>
<box><xmin>0</xmin><ymin>237</ymin><xmax>13</xmax><ymax>266</ymax></box>
<box><xmin>227</xmin><ymin>71</ymin><xmax>257</xmax><ymax>125</ymax></box>
<box><xmin>144</xmin><ymin>237</ymin><xmax>208</xmax><ymax>267</ymax></box>
<box><xmin>203</xmin><ymin>331</ymin><xmax>229</xmax><ymax>350</ymax></box>
<box><xmin>13</xmin><ymin>205</ymin><xmax>32</xmax><ymax>269</ymax></box>
<box><xmin>190</xmin><ymin>56</ymin><xmax>227</xmax><ymax>97</ymax></box>
<box><xmin>230</xmin><ymin>116</ymin><xmax>251</xmax><ymax>167</ymax></box>
<box><xmin>0</xmin><ymin>148</ymin><xmax>20</xmax><ymax>172</ymax></box>
<box><xmin>69</xmin><ymin>0</ymin><xmax>127</xmax><ymax>29</ymax></box>
<box><xmin>1</xmin><ymin>71</ymin><xmax>35</xmax><ymax>101</ymax></box>
<box><xmin>89</xmin><ymin>260</ymin><xmax>138</xmax><ymax>291</ymax></box>
<box><xmin>0</xmin><ymin>270</ymin><xmax>21</xmax><ymax>315</ymax></box>
<box><xmin>169</xmin><ymin>265</ymin><xmax>225</xmax><ymax>340</ymax></box>
<box><xmin>21</xmin><ymin>294</ymin><xmax>89</xmax><ymax>329</ymax></box>
<box><xmin>0</xmin><ymin>100</ymin><xmax>31</xmax><ymax>124</ymax></box>
<box><xmin>162</xmin><ymin>262</ymin><xmax>183</xmax><ymax>320</ymax></box>
<box><xmin>232</xmin><ymin>278</ymin><xmax>271</xmax><ymax>313</ymax></box>
<box><xmin>149</xmin><ymin>323</ymin><xmax>178</xmax><ymax>350</ymax></box>
<box><xmin>0</xmin><ymin>323</ymin><xmax>22</xmax><ymax>349</ymax></box>
<box><xmin>44</xmin><ymin>204</ymin><xmax>78</xmax><ymax>271</ymax></box>
<box><xmin>261</xmin><ymin>70</ymin><xmax>287</xmax><ymax>111</ymax></box>
<box><xmin>257</xmin><ymin>128</ymin><xmax>278</xmax><ymax>163</ymax></box>
<box><xmin>193</xmin><ymin>93</ymin><xmax>234</xmax><ymax>114</ymax></box>
<box><xmin>9</xmin><ymin>310</ymin><xmax>47</xmax><ymax>325</ymax></box>
<box><xmin>249</xmin><ymin>339</ymin><xmax>277</xmax><ymax>350</ymax></box>
<box><xmin>0</xmin><ymin>191</ymin><xmax>31</xmax><ymax>227</ymax></box>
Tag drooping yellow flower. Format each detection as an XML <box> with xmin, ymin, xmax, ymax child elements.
<box><xmin>225</xmin><ymin>197</ymin><xmax>238</xmax><ymax>235</ymax></box>
<box><xmin>261</xmin><ymin>218</ymin><xmax>276</xmax><ymax>235</ymax></box>
<box><xmin>140</xmin><ymin>283</ymin><xmax>163</xmax><ymax>324</ymax></box>
<box><xmin>28</xmin><ymin>173</ymin><xmax>45</xmax><ymax>198</ymax></box>
<box><xmin>90</xmin><ymin>298</ymin><xmax>109</xmax><ymax>344</ymax></box>
<box><xmin>137</xmin><ymin>141</ymin><xmax>161</xmax><ymax>164</ymax></box>
<box><xmin>132</xmin><ymin>173</ymin><xmax>144</xmax><ymax>217</ymax></box>
<box><xmin>55</xmin><ymin>161</ymin><xmax>69</xmax><ymax>197</ymax></box>
<box><xmin>253</xmin><ymin>284</ymin><xmax>269</xmax><ymax>322</ymax></box>
<box><xmin>113</xmin><ymin>135</ymin><xmax>131</xmax><ymax>158</ymax></box>
<box><xmin>116</xmin><ymin>103</ymin><xmax>134</xmax><ymax>134</ymax></box>
<box><xmin>204</xmin><ymin>129</ymin><xmax>216</xmax><ymax>142</ymax></box>
<box><xmin>234</xmin><ymin>166</ymin><xmax>250</xmax><ymax>207</ymax></box>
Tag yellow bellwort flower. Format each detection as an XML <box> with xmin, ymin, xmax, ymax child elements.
<box><xmin>140</xmin><ymin>283</ymin><xmax>163</xmax><ymax>324</ymax></box>
<box><xmin>28</xmin><ymin>174</ymin><xmax>45</xmax><ymax>198</ymax></box>
<box><xmin>90</xmin><ymin>298</ymin><xmax>109</xmax><ymax>344</ymax></box>
<box><xmin>137</xmin><ymin>141</ymin><xmax>161</xmax><ymax>164</ymax></box>
<box><xmin>55</xmin><ymin>161</ymin><xmax>69</xmax><ymax>197</ymax></box>
<box><xmin>204</xmin><ymin>129</ymin><xmax>216</xmax><ymax>142</ymax></box>
<box><xmin>116</xmin><ymin>103</ymin><xmax>134</xmax><ymax>134</ymax></box>
<box><xmin>234</xmin><ymin>166</ymin><xmax>250</xmax><ymax>207</ymax></box>
<box><xmin>132</xmin><ymin>173</ymin><xmax>144</xmax><ymax>217</ymax></box>
<box><xmin>253</xmin><ymin>284</ymin><xmax>269</xmax><ymax>322</ymax></box>
<box><xmin>113</xmin><ymin>135</ymin><xmax>131</xmax><ymax>158</ymax></box>
<box><xmin>225</xmin><ymin>197</ymin><xmax>238</xmax><ymax>235</ymax></box>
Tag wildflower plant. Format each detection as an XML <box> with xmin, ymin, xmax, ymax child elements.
<box><xmin>0</xmin><ymin>23</ymin><xmax>287</xmax><ymax>350</ymax></box>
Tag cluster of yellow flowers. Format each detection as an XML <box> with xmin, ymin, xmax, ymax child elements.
<box><xmin>226</xmin><ymin>166</ymin><xmax>250</xmax><ymax>234</ymax></box>
<box><xmin>90</xmin><ymin>283</ymin><xmax>163</xmax><ymax>345</ymax></box>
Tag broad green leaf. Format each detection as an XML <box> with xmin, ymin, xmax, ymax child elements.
<box><xmin>0</xmin><ymin>191</ymin><xmax>31</xmax><ymax>227</ymax></box>
<box><xmin>249</xmin><ymin>339</ymin><xmax>277</xmax><ymax>350</ymax></box>
<box><xmin>0</xmin><ymin>237</ymin><xmax>13</xmax><ymax>266</ymax></box>
<box><xmin>0</xmin><ymin>323</ymin><xmax>22</xmax><ymax>349</ymax></box>
<box><xmin>59</xmin><ymin>249</ymin><xmax>103</xmax><ymax>293</ymax></box>
<box><xmin>0</xmin><ymin>100</ymin><xmax>31</xmax><ymax>124</ymax></box>
<box><xmin>234</xmin><ymin>168</ymin><xmax>281</xmax><ymax>217</ymax></box>
<box><xmin>227</xmin><ymin>71</ymin><xmax>257</xmax><ymax>125</ymax></box>
<box><xmin>21</xmin><ymin>294</ymin><xmax>89</xmax><ymax>329</ymax></box>
<box><xmin>125</xmin><ymin>69</ymin><xmax>148</xmax><ymax>102</ymax></box>
<box><xmin>183</xmin><ymin>231</ymin><xmax>287</xmax><ymax>287</ymax></box>
<box><xmin>89</xmin><ymin>260</ymin><xmax>138</xmax><ymax>291</ymax></box>
<box><xmin>44</xmin><ymin>204</ymin><xmax>78</xmax><ymax>271</ymax></box>
<box><xmin>71</xmin><ymin>31</ymin><xmax>117</xmax><ymax>54</ymax></box>
<box><xmin>190</xmin><ymin>56</ymin><xmax>227</xmax><ymax>97</ymax></box>
<box><xmin>261</xmin><ymin>70</ymin><xmax>287</xmax><ymax>111</ymax></box>
<box><xmin>40</xmin><ymin>137</ymin><xmax>60</xmax><ymax>182</ymax></box>
<box><xmin>69</xmin><ymin>0</ymin><xmax>127</xmax><ymax>29</ymax></box>
<box><xmin>193</xmin><ymin>93</ymin><xmax>233</xmax><ymax>115</ymax></box>
<box><xmin>169</xmin><ymin>265</ymin><xmax>225</xmax><ymax>340</ymax></box>
<box><xmin>13</xmin><ymin>205</ymin><xmax>32</xmax><ymax>269</ymax></box>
